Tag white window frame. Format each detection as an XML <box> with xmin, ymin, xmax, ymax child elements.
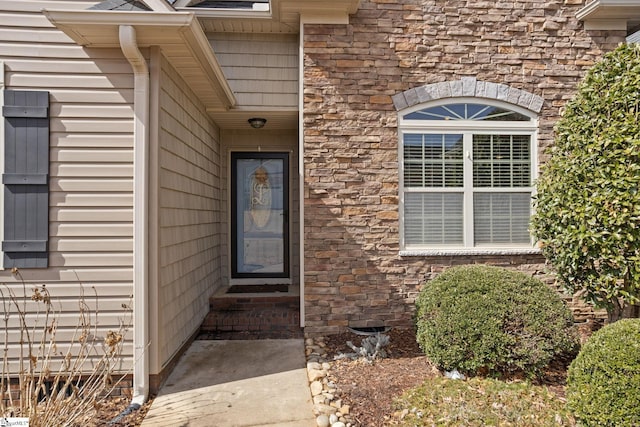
<box><xmin>398</xmin><ymin>97</ymin><xmax>541</xmax><ymax>256</ymax></box>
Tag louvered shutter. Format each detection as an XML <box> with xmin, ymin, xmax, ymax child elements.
<box><xmin>2</xmin><ymin>90</ymin><xmax>49</xmax><ymax>268</ymax></box>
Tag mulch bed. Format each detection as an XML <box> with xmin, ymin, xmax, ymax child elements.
<box><xmin>321</xmin><ymin>328</ymin><xmax>439</xmax><ymax>426</ymax></box>
<box><xmin>319</xmin><ymin>327</ymin><xmax>580</xmax><ymax>427</ymax></box>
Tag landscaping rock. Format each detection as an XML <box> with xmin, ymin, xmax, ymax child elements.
<box><xmin>316</xmin><ymin>414</ymin><xmax>330</xmax><ymax>427</ymax></box>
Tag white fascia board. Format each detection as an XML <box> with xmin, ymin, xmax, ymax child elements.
<box><xmin>176</xmin><ymin>7</ymin><xmax>272</xmax><ymax>19</ymax></box>
<box><xmin>177</xmin><ymin>15</ymin><xmax>237</xmax><ymax>106</ymax></box>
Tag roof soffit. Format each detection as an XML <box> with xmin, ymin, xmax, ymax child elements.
<box><xmin>279</xmin><ymin>0</ymin><xmax>360</xmax><ymax>25</ymax></box>
<box><xmin>577</xmin><ymin>0</ymin><xmax>640</xmax><ymax>30</ymax></box>
<box><xmin>43</xmin><ymin>9</ymin><xmax>236</xmax><ymax>111</ymax></box>
<box><xmin>180</xmin><ymin>0</ymin><xmax>361</xmax><ymax>29</ymax></box>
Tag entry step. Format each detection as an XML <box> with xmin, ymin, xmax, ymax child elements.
<box><xmin>199</xmin><ymin>295</ymin><xmax>302</xmax><ymax>339</ymax></box>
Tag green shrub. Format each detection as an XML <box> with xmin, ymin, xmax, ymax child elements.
<box><xmin>415</xmin><ymin>265</ymin><xmax>578</xmax><ymax>377</ymax></box>
<box><xmin>567</xmin><ymin>319</ymin><xmax>640</xmax><ymax>426</ymax></box>
<box><xmin>531</xmin><ymin>43</ymin><xmax>640</xmax><ymax>321</ymax></box>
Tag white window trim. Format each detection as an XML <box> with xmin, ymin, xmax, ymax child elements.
<box><xmin>398</xmin><ymin>97</ymin><xmax>541</xmax><ymax>256</ymax></box>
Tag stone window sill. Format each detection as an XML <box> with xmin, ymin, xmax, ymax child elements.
<box><xmin>399</xmin><ymin>248</ymin><xmax>542</xmax><ymax>257</ymax></box>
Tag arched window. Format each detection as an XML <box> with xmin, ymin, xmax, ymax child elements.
<box><xmin>399</xmin><ymin>98</ymin><xmax>538</xmax><ymax>253</ymax></box>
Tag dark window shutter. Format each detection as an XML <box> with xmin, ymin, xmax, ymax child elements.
<box><xmin>2</xmin><ymin>90</ymin><xmax>49</xmax><ymax>268</ymax></box>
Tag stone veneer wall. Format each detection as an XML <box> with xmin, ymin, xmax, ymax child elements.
<box><xmin>302</xmin><ymin>0</ymin><xmax>625</xmax><ymax>335</ymax></box>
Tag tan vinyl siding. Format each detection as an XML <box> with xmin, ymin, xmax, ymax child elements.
<box><xmin>154</xmin><ymin>52</ymin><xmax>223</xmax><ymax>371</ymax></box>
<box><xmin>0</xmin><ymin>0</ymin><xmax>134</xmax><ymax>371</ymax></box>
<box><xmin>208</xmin><ymin>33</ymin><xmax>298</xmax><ymax>109</ymax></box>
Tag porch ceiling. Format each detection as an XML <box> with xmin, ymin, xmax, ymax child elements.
<box><xmin>43</xmin><ymin>10</ymin><xmax>236</xmax><ymax>113</ymax></box>
<box><xmin>209</xmin><ymin>109</ymin><xmax>299</xmax><ymax>130</ymax></box>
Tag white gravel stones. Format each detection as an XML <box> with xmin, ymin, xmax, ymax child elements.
<box><xmin>316</xmin><ymin>414</ymin><xmax>330</xmax><ymax>427</ymax></box>
<box><xmin>310</xmin><ymin>380</ymin><xmax>324</xmax><ymax>396</ymax></box>
<box><xmin>305</xmin><ymin>336</ymin><xmax>354</xmax><ymax>427</ymax></box>
<box><xmin>308</xmin><ymin>361</ymin><xmax>322</xmax><ymax>370</ymax></box>
<box><xmin>308</xmin><ymin>368</ymin><xmax>326</xmax><ymax>382</ymax></box>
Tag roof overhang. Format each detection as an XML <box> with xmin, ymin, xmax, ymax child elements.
<box><xmin>277</xmin><ymin>0</ymin><xmax>361</xmax><ymax>25</ymax></box>
<box><xmin>141</xmin><ymin>0</ymin><xmax>175</xmax><ymax>11</ymax></box>
<box><xmin>179</xmin><ymin>0</ymin><xmax>361</xmax><ymax>26</ymax></box>
<box><xmin>43</xmin><ymin>9</ymin><xmax>236</xmax><ymax>112</ymax></box>
<box><xmin>577</xmin><ymin>0</ymin><xmax>640</xmax><ymax>31</ymax></box>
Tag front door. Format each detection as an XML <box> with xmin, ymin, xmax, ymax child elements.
<box><xmin>231</xmin><ymin>152</ymin><xmax>289</xmax><ymax>278</ymax></box>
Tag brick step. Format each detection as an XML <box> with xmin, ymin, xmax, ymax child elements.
<box><xmin>199</xmin><ymin>295</ymin><xmax>302</xmax><ymax>340</ymax></box>
<box><xmin>209</xmin><ymin>295</ymin><xmax>299</xmax><ymax>310</ymax></box>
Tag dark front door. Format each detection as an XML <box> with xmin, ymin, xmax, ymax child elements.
<box><xmin>231</xmin><ymin>152</ymin><xmax>289</xmax><ymax>278</ymax></box>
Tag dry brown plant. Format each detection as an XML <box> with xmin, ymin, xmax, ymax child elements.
<box><xmin>1</xmin><ymin>269</ymin><xmax>132</xmax><ymax>426</ymax></box>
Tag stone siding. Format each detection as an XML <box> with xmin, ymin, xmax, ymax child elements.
<box><xmin>302</xmin><ymin>0</ymin><xmax>623</xmax><ymax>335</ymax></box>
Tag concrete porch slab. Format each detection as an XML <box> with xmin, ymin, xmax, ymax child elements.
<box><xmin>141</xmin><ymin>339</ymin><xmax>316</xmax><ymax>427</ymax></box>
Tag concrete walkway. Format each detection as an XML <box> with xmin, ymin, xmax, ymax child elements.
<box><xmin>141</xmin><ymin>339</ymin><xmax>316</xmax><ymax>427</ymax></box>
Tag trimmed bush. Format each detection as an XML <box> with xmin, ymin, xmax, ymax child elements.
<box><xmin>415</xmin><ymin>265</ymin><xmax>578</xmax><ymax>377</ymax></box>
<box><xmin>531</xmin><ymin>43</ymin><xmax>640</xmax><ymax>321</ymax></box>
<box><xmin>567</xmin><ymin>319</ymin><xmax>640</xmax><ymax>426</ymax></box>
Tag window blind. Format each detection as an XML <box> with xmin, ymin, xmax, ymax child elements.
<box><xmin>405</xmin><ymin>192</ymin><xmax>464</xmax><ymax>245</ymax></box>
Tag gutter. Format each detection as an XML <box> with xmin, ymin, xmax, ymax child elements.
<box><xmin>0</xmin><ymin>61</ymin><xmax>4</xmax><ymax>270</ymax></box>
<box><xmin>119</xmin><ymin>24</ymin><xmax>150</xmax><ymax>407</ymax></box>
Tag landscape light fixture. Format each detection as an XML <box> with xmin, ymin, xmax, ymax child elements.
<box><xmin>248</xmin><ymin>117</ymin><xmax>267</xmax><ymax>129</ymax></box>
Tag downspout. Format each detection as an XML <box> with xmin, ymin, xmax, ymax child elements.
<box><xmin>298</xmin><ymin>20</ymin><xmax>305</xmax><ymax>328</ymax></box>
<box><xmin>119</xmin><ymin>25</ymin><xmax>150</xmax><ymax>407</ymax></box>
<box><xmin>0</xmin><ymin>61</ymin><xmax>5</xmax><ymax>270</ymax></box>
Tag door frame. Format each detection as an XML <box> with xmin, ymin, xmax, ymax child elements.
<box><xmin>230</xmin><ymin>151</ymin><xmax>290</xmax><ymax>279</ymax></box>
